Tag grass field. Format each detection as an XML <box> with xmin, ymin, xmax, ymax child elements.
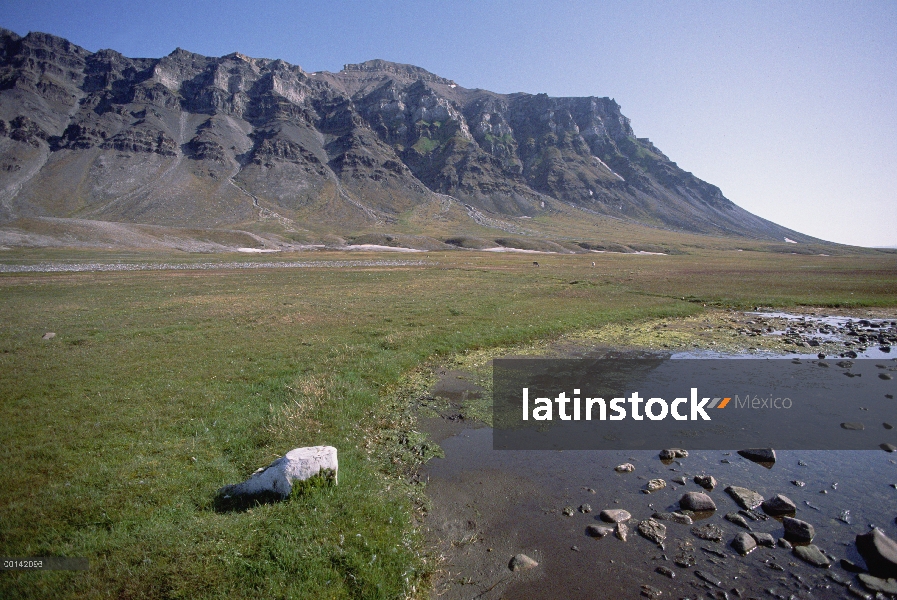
<box><xmin>1</xmin><ymin>249</ymin><xmax>896</xmax><ymax>598</ymax></box>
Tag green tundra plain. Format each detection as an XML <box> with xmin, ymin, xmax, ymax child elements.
<box><xmin>2</xmin><ymin>248</ymin><xmax>896</xmax><ymax>598</ymax></box>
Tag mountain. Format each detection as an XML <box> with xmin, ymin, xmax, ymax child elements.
<box><xmin>0</xmin><ymin>28</ymin><xmax>821</xmax><ymax>251</ymax></box>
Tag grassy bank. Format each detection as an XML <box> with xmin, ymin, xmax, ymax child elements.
<box><xmin>1</xmin><ymin>249</ymin><xmax>895</xmax><ymax>598</ymax></box>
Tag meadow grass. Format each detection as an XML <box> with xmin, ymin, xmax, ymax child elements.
<box><xmin>1</xmin><ymin>249</ymin><xmax>895</xmax><ymax>598</ymax></box>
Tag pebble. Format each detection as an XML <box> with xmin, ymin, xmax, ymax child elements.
<box><xmin>655</xmin><ymin>565</ymin><xmax>675</xmax><ymax>578</ymax></box>
<box><xmin>725</xmin><ymin>486</ymin><xmax>765</xmax><ymax>510</ymax></box>
<box><xmin>674</xmin><ymin>550</ymin><xmax>696</xmax><ymax>568</ymax></box>
<box><xmin>694</xmin><ymin>475</ymin><xmax>717</xmax><ymax>490</ymax></box>
<box><xmin>791</xmin><ymin>480</ymin><xmax>806</xmax><ymax>487</ymax></box>
<box><xmin>579</xmin><ymin>504</ymin><xmax>592</xmax><ymax>513</ymax></box>
<box><xmin>615</xmin><ymin>522</ymin><xmax>629</xmax><ymax>542</ymax></box>
<box><xmin>761</xmin><ymin>494</ymin><xmax>797</xmax><ymax>516</ymax></box>
<box><xmin>680</xmin><ymin>491</ymin><xmax>716</xmax><ymax>512</ymax></box>
<box><xmin>752</xmin><ymin>532</ymin><xmax>776</xmax><ymax>548</ymax></box>
<box><xmin>637</xmin><ymin>518</ymin><xmax>667</xmax><ymax>547</ymax></box>
<box><xmin>793</xmin><ymin>544</ymin><xmax>831</xmax><ymax>568</ymax></box>
<box><xmin>691</xmin><ymin>523</ymin><xmax>725</xmax><ymax>542</ymax></box>
<box><xmin>884</xmin><ymin>423</ymin><xmax>894</xmax><ymax>430</ymax></box>
<box><xmin>586</xmin><ymin>524</ymin><xmax>613</xmax><ymax>538</ymax></box>
<box><xmin>842</xmin><ymin>422</ymin><xmax>865</xmax><ymax>430</ymax></box>
<box><xmin>615</xmin><ymin>463</ymin><xmax>635</xmax><ymax>473</ymax></box>
<box><xmin>881</xmin><ymin>443</ymin><xmax>897</xmax><ymax>453</ymax></box>
<box><xmin>694</xmin><ymin>570</ymin><xmax>722</xmax><ymax>587</ymax></box>
<box><xmin>783</xmin><ymin>517</ymin><xmax>815</xmax><ymax>543</ymax></box>
<box><xmin>41</xmin><ymin>332</ymin><xmax>55</xmax><ymax>340</ymax></box>
<box><xmin>563</xmin><ymin>506</ymin><xmax>575</xmax><ymax>516</ymax></box>
<box><xmin>839</xmin><ymin>509</ymin><xmax>852</xmax><ymax>524</ymax></box>
<box><xmin>640</xmin><ymin>584</ymin><xmax>663</xmax><ymax>599</ymax></box>
<box><xmin>672</xmin><ymin>476</ymin><xmax>687</xmax><ymax>485</ymax></box>
<box><xmin>645</xmin><ymin>478</ymin><xmax>666</xmax><ymax>493</ymax></box>
<box><xmin>652</xmin><ymin>511</ymin><xmax>693</xmax><ymax>525</ymax></box>
<box><xmin>724</xmin><ymin>512</ymin><xmax>751</xmax><ymax>530</ymax></box>
<box><xmin>508</xmin><ymin>553</ymin><xmax>538</xmax><ymax>571</ymax></box>
<box><xmin>659</xmin><ymin>448</ymin><xmax>688</xmax><ymax>460</ymax></box>
<box><xmin>731</xmin><ymin>532</ymin><xmax>757</xmax><ymax>555</ymax></box>
<box><xmin>804</xmin><ymin>500</ymin><xmax>822</xmax><ymax>511</ymax></box>
<box><xmin>880</xmin><ymin>373</ymin><xmax>894</xmax><ymax>380</ymax></box>
<box><xmin>600</xmin><ymin>509</ymin><xmax>631</xmax><ymax>523</ymax></box>
<box><xmin>778</xmin><ymin>538</ymin><xmax>792</xmax><ymax>549</ymax></box>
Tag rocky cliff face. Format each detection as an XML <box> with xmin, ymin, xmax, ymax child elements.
<box><xmin>0</xmin><ymin>28</ymin><xmax>812</xmax><ymax>242</ymax></box>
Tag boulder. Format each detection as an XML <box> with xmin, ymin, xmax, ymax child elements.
<box><xmin>783</xmin><ymin>517</ymin><xmax>815</xmax><ymax>543</ymax></box>
<box><xmin>731</xmin><ymin>532</ymin><xmax>757</xmax><ymax>555</ymax></box>
<box><xmin>856</xmin><ymin>528</ymin><xmax>897</xmax><ymax>578</ymax></box>
<box><xmin>659</xmin><ymin>448</ymin><xmax>688</xmax><ymax>460</ymax></box>
<box><xmin>761</xmin><ymin>494</ymin><xmax>796</xmax><ymax>516</ymax></box>
<box><xmin>217</xmin><ymin>446</ymin><xmax>338</xmax><ymax>505</ymax></box>
<box><xmin>737</xmin><ymin>448</ymin><xmax>776</xmax><ymax>465</ymax></box>
<box><xmin>725</xmin><ymin>486</ymin><xmax>764</xmax><ymax>510</ymax></box>
<box><xmin>793</xmin><ymin>544</ymin><xmax>831</xmax><ymax>568</ymax></box>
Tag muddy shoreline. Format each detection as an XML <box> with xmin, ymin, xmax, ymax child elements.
<box><xmin>420</xmin><ymin>309</ymin><xmax>897</xmax><ymax>599</ymax></box>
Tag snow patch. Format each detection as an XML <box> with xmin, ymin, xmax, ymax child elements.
<box><xmin>784</xmin><ymin>238</ymin><xmax>798</xmax><ymax>244</ymax></box>
<box><xmin>345</xmin><ymin>244</ymin><xmax>422</xmax><ymax>252</ymax></box>
<box><xmin>237</xmin><ymin>248</ymin><xmax>280</xmax><ymax>253</ymax></box>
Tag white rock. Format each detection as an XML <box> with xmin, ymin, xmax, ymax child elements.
<box><xmin>221</xmin><ymin>446</ymin><xmax>338</xmax><ymax>499</ymax></box>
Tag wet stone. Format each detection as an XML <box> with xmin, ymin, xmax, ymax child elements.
<box><xmin>695</xmin><ymin>570</ymin><xmax>723</xmax><ymax>587</ymax></box>
<box><xmin>692</xmin><ymin>523</ymin><xmax>725</xmax><ymax>542</ymax></box>
<box><xmin>857</xmin><ymin>573</ymin><xmax>897</xmax><ymax>594</ymax></box>
<box><xmin>586</xmin><ymin>524</ymin><xmax>613</xmax><ymax>538</ymax></box>
<box><xmin>739</xmin><ymin>509</ymin><xmax>768</xmax><ymax>521</ymax></box>
<box><xmin>761</xmin><ymin>494</ymin><xmax>797</xmax><ymax>516</ymax></box>
<box><xmin>884</xmin><ymin>423</ymin><xmax>894</xmax><ymax>430</ymax></box>
<box><xmin>579</xmin><ymin>503</ymin><xmax>592</xmax><ymax>513</ymax></box>
<box><xmin>615</xmin><ymin>463</ymin><xmax>635</xmax><ymax>472</ymax></box>
<box><xmin>791</xmin><ymin>480</ymin><xmax>806</xmax><ymax>487</ymax></box>
<box><xmin>600</xmin><ymin>509</ymin><xmax>631</xmax><ymax>523</ymax></box>
<box><xmin>839</xmin><ymin>509</ymin><xmax>852</xmax><ymax>524</ymax></box>
<box><xmin>652</xmin><ymin>511</ymin><xmax>693</xmax><ymax>525</ymax></box>
<box><xmin>731</xmin><ymin>532</ymin><xmax>757</xmax><ymax>555</ymax></box>
<box><xmin>783</xmin><ymin>517</ymin><xmax>815</xmax><ymax>543</ymax></box>
<box><xmin>659</xmin><ymin>448</ymin><xmax>688</xmax><ymax>460</ymax></box>
<box><xmin>680</xmin><ymin>491</ymin><xmax>716</xmax><ymax>512</ymax></box>
<box><xmin>880</xmin><ymin>373</ymin><xmax>894</xmax><ymax>380</ymax></box>
<box><xmin>640</xmin><ymin>584</ymin><xmax>663</xmax><ymax>599</ymax></box>
<box><xmin>637</xmin><ymin>518</ymin><xmax>667</xmax><ymax>547</ymax></box>
<box><xmin>726</xmin><ymin>486</ymin><xmax>765</xmax><ymax>510</ymax></box>
<box><xmin>725</xmin><ymin>512</ymin><xmax>751</xmax><ymax>530</ymax></box>
<box><xmin>841</xmin><ymin>558</ymin><xmax>867</xmax><ymax>573</ymax></box>
<box><xmin>881</xmin><ymin>443</ymin><xmax>897</xmax><ymax>453</ymax></box>
<box><xmin>841</xmin><ymin>422</ymin><xmax>865</xmax><ymax>430</ymax></box>
<box><xmin>509</xmin><ymin>553</ymin><xmax>538</xmax><ymax>571</ymax></box>
<box><xmin>655</xmin><ymin>565</ymin><xmax>675</xmax><ymax>578</ymax></box>
<box><xmin>737</xmin><ymin>448</ymin><xmax>777</xmax><ymax>464</ymax></box>
<box><xmin>672</xmin><ymin>476</ymin><xmax>687</xmax><ymax>485</ymax></box>
<box><xmin>694</xmin><ymin>474</ymin><xmax>717</xmax><ymax>490</ymax></box>
<box><xmin>856</xmin><ymin>527</ymin><xmax>897</xmax><ymax>578</ymax></box>
<box><xmin>674</xmin><ymin>550</ymin><xmax>696</xmax><ymax>568</ymax></box>
<box><xmin>793</xmin><ymin>544</ymin><xmax>831</xmax><ymax>568</ymax></box>
<box><xmin>615</xmin><ymin>522</ymin><xmax>629</xmax><ymax>542</ymax></box>
<box><xmin>562</xmin><ymin>506</ymin><xmax>575</xmax><ymax>517</ymax></box>
<box><xmin>645</xmin><ymin>478</ymin><xmax>667</xmax><ymax>492</ymax></box>
<box><xmin>752</xmin><ymin>532</ymin><xmax>776</xmax><ymax>547</ymax></box>
<box><xmin>778</xmin><ymin>538</ymin><xmax>792</xmax><ymax>549</ymax></box>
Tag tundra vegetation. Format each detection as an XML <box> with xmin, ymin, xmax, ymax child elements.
<box><xmin>1</xmin><ymin>248</ymin><xmax>896</xmax><ymax>598</ymax></box>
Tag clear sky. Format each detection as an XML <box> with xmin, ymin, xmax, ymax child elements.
<box><xmin>2</xmin><ymin>1</ymin><xmax>895</xmax><ymax>247</ymax></box>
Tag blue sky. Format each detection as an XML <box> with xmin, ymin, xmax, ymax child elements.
<box><xmin>2</xmin><ymin>1</ymin><xmax>895</xmax><ymax>246</ymax></box>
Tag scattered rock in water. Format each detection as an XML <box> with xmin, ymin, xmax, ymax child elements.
<box><xmin>737</xmin><ymin>448</ymin><xmax>777</xmax><ymax>465</ymax></box>
<box><xmin>701</xmin><ymin>546</ymin><xmax>726</xmax><ymax>558</ymax></box>
<box><xmin>41</xmin><ymin>332</ymin><xmax>55</xmax><ymax>340</ymax></box>
<box><xmin>640</xmin><ymin>584</ymin><xmax>663</xmax><ymax>599</ymax></box>
<box><xmin>579</xmin><ymin>504</ymin><xmax>592</xmax><ymax>513</ymax></box>
<box><xmin>838</xmin><ymin>360</ymin><xmax>855</xmax><ymax>368</ymax></box>
<box><xmin>652</xmin><ymin>511</ymin><xmax>693</xmax><ymax>525</ymax></box>
<box><xmin>783</xmin><ymin>517</ymin><xmax>815</xmax><ymax>543</ymax></box>
<box><xmin>508</xmin><ymin>553</ymin><xmax>538</xmax><ymax>571</ymax></box>
<box><xmin>725</xmin><ymin>512</ymin><xmax>751</xmax><ymax>530</ymax></box>
<box><xmin>674</xmin><ymin>550</ymin><xmax>696</xmax><ymax>568</ymax></box>
<box><xmin>761</xmin><ymin>494</ymin><xmax>797</xmax><ymax>516</ymax></box>
<box><xmin>586</xmin><ymin>525</ymin><xmax>613</xmax><ymax>538</ymax></box>
<box><xmin>884</xmin><ymin>423</ymin><xmax>894</xmax><ymax>430</ymax></box>
<box><xmin>694</xmin><ymin>570</ymin><xmax>722</xmax><ymax>587</ymax></box>
<box><xmin>655</xmin><ymin>565</ymin><xmax>675</xmax><ymax>578</ymax></box>
<box><xmin>693</xmin><ymin>474</ymin><xmax>717</xmax><ymax>490</ymax></box>
<box><xmin>791</xmin><ymin>480</ymin><xmax>806</xmax><ymax>487</ymax></box>
<box><xmin>841</xmin><ymin>558</ymin><xmax>867</xmax><ymax>573</ymax></box>
<box><xmin>731</xmin><ymin>532</ymin><xmax>757</xmax><ymax>555</ymax></box>
<box><xmin>563</xmin><ymin>506</ymin><xmax>575</xmax><ymax>517</ymax></box>
<box><xmin>739</xmin><ymin>508</ymin><xmax>769</xmax><ymax>521</ymax></box>
<box><xmin>672</xmin><ymin>476</ymin><xmax>687</xmax><ymax>485</ymax></box>
<box><xmin>793</xmin><ymin>544</ymin><xmax>831</xmax><ymax>568</ymax></box>
<box><xmin>615</xmin><ymin>463</ymin><xmax>635</xmax><ymax>472</ymax></box>
<box><xmin>798</xmin><ymin>460</ymin><xmax>808</xmax><ymax>466</ymax></box>
<box><xmin>752</xmin><ymin>532</ymin><xmax>776</xmax><ymax>548</ymax></box>
<box><xmin>680</xmin><ymin>491</ymin><xmax>716</xmax><ymax>512</ymax></box>
<box><xmin>838</xmin><ymin>509</ymin><xmax>852</xmax><ymax>524</ymax></box>
<box><xmin>857</xmin><ymin>573</ymin><xmax>897</xmax><ymax>595</ymax></box>
<box><xmin>637</xmin><ymin>518</ymin><xmax>667</xmax><ymax>547</ymax></box>
<box><xmin>841</xmin><ymin>422</ymin><xmax>865</xmax><ymax>430</ymax></box>
<box><xmin>818</xmin><ymin>360</ymin><xmax>829</xmax><ymax>367</ymax></box>
<box><xmin>216</xmin><ymin>445</ymin><xmax>338</xmax><ymax>508</ymax></box>
<box><xmin>615</xmin><ymin>522</ymin><xmax>629</xmax><ymax>542</ymax></box>
<box><xmin>644</xmin><ymin>478</ymin><xmax>666</xmax><ymax>493</ymax></box>
<box><xmin>804</xmin><ymin>500</ymin><xmax>822</xmax><ymax>510</ymax></box>
<box><xmin>659</xmin><ymin>448</ymin><xmax>688</xmax><ymax>460</ymax></box>
<box><xmin>691</xmin><ymin>523</ymin><xmax>725</xmax><ymax>542</ymax></box>
<box><xmin>778</xmin><ymin>538</ymin><xmax>793</xmax><ymax>549</ymax></box>
<box><xmin>881</xmin><ymin>373</ymin><xmax>894</xmax><ymax>380</ymax></box>
<box><xmin>881</xmin><ymin>443</ymin><xmax>897</xmax><ymax>453</ymax></box>
<box><xmin>856</xmin><ymin>527</ymin><xmax>897</xmax><ymax>578</ymax></box>
<box><xmin>725</xmin><ymin>485</ymin><xmax>765</xmax><ymax>510</ymax></box>
<box><xmin>600</xmin><ymin>509</ymin><xmax>632</xmax><ymax>523</ymax></box>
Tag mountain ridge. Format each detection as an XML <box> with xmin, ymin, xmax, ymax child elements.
<box><xmin>0</xmin><ymin>27</ymin><xmax>825</xmax><ymax>251</ymax></box>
